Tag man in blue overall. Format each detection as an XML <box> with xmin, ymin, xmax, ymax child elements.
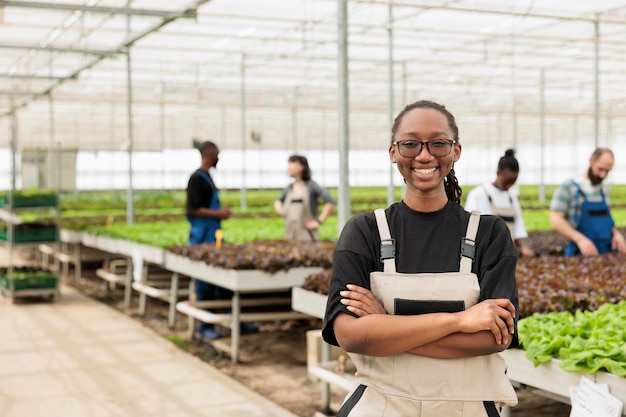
<box><xmin>186</xmin><ymin>141</ymin><xmax>257</xmax><ymax>339</ymax></box>
<box><xmin>549</xmin><ymin>147</ymin><xmax>626</xmax><ymax>256</ymax></box>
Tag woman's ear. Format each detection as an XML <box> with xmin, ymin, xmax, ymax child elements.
<box><xmin>389</xmin><ymin>146</ymin><xmax>397</xmax><ymax>163</ymax></box>
<box><xmin>453</xmin><ymin>143</ymin><xmax>462</xmax><ymax>162</ymax></box>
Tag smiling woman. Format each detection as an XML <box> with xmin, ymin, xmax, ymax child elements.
<box><xmin>322</xmin><ymin>100</ymin><xmax>520</xmax><ymax>417</ymax></box>
<box><xmin>388</xmin><ymin>101</ymin><xmax>462</xmax><ymax>208</ymax></box>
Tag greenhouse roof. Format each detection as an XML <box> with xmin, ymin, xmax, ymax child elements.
<box><xmin>2</xmin><ymin>0</ymin><xmax>626</xmax><ymax>151</ymax></box>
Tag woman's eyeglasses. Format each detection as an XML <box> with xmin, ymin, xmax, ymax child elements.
<box><xmin>392</xmin><ymin>139</ymin><xmax>455</xmax><ymax>158</ymax></box>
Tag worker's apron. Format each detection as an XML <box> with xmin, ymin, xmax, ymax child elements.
<box><xmin>483</xmin><ymin>186</ymin><xmax>516</xmax><ymax>239</ymax></box>
<box><xmin>283</xmin><ymin>185</ymin><xmax>317</xmax><ymax>242</ymax></box>
<box><xmin>336</xmin><ymin>209</ymin><xmax>518</xmax><ymax>417</ymax></box>
<box><xmin>564</xmin><ymin>182</ymin><xmax>615</xmax><ymax>256</ymax></box>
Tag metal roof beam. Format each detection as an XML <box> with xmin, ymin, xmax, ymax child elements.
<box><xmin>360</xmin><ymin>1</ymin><xmax>626</xmax><ymax>25</ymax></box>
<box><xmin>1</xmin><ymin>0</ymin><xmax>212</xmax><ymax>117</ymax></box>
<box><xmin>0</xmin><ymin>73</ymin><xmax>66</xmax><ymax>80</ymax></box>
<box><xmin>0</xmin><ymin>1</ymin><xmax>197</xmax><ymax>19</ymax></box>
<box><xmin>0</xmin><ymin>42</ymin><xmax>110</xmax><ymax>56</ymax></box>
<box><xmin>0</xmin><ymin>90</ymin><xmax>35</xmax><ymax>95</ymax></box>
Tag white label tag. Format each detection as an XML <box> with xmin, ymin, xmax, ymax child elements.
<box><xmin>569</xmin><ymin>376</ymin><xmax>623</xmax><ymax>417</ymax></box>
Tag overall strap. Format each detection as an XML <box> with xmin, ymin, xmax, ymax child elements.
<box><xmin>481</xmin><ymin>185</ymin><xmax>494</xmax><ymax>204</ymax></box>
<box><xmin>570</xmin><ymin>181</ymin><xmax>586</xmax><ymax>227</ymax></box>
<box><xmin>374</xmin><ymin>209</ymin><xmax>396</xmax><ymax>273</ymax></box>
<box><xmin>460</xmin><ymin>210</ymin><xmax>481</xmax><ymax>273</ymax></box>
<box><xmin>196</xmin><ymin>169</ymin><xmax>216</xmax><ymax>189</ymax></box>
<box><xmin>571</xmin><ymin>180</ymin><xmax>586</xmax><ymax>200</ymax></box>
<box><xmin>483</xmin><ymin>184</ymin><xmax>514</xmax><ymax>205</ymax></box>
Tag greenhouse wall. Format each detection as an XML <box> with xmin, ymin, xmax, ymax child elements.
<box><xmin>1</xmin><ymin>141</ymin><xmax>624</xmax><ymax>192</ymax></box>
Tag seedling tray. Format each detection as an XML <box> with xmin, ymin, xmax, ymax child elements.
<box><xmin>0</xmin><ymin>226</ymin><xmax>57</xmax><ymax>242</ymax></box>
<box><xmin>0</xmin><ymin>193</ymin><xmax>57</xmax><ymax>208</ymax></box>
<box><xmin>0</xmin><ymin>271</ymin><xmax>58</xmax><ymax>290</ymax></box>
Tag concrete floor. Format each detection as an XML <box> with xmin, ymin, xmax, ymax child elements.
<box><xmin>0</xmin><ymin>284</ymin><xmax>299</xmax><ymax>417</ymax></box>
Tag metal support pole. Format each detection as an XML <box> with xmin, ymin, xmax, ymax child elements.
<box><xmin>48</xmin><ymin>94</ymin><xmax>57</xmax><ymax>189</ymax></box>
<box><xmin>10</xmin><ymin>106</ymin><xmax>16</xmax><ymax>192</ymax></box>
<box><xmin>47</xmin><ymin>55</ymin><xmax>57</xmax><ymax>191</ymax></box>
<box><xmin>539</xmin><ymin>68</ymin><xmax>546</xmax><ymax>203</ymax></box>
<box><xmin>292</xmin><ymin>89</ymin><xmax>298</xmax><ymax>151</ymax></box>
<box><xmin>240</xmin><ymin>54</ymin><xmax>248</xmax><ymax>210</ymax></box>
<box><xmin>337</xmin><ymin>0</ymin><xmax>351</xmax><ymax>233</ymax></box>
<box><xmin>387</xmin><ymin>3</ymin><xmax>395</xmax><ymax>207</ymax></box>
<box><xmin>125</xmin><ymin>7</ymin><xmax>135</xmax><ymax>224</ymax></box>
<box><xmin>159</xmin><ymin>90</ymin><xmax>166</xmax><ymax>188</ymax></box>
<box><xmin>402</xmin><ymin>61</ymin><xmax>407</xmax><ymax>105</ymax></box>
<box><xmin>48</xmin><ymin>93</ymin><xmax>61</xmax><ymax>276</ymax></box>
<box><xmin>510</xmin><ymin>34</ymin><xmax>518</xmax><ymax>150</ymax></box>
<box><xmin>593</xmin><ymin>18</ymin><xmax>600</xmax><ymax>148</ymax></box>
<box><xmin>9</xmin><ymin>109</ymin><xmax>17</xmax><ymax>279</ymax></box>
<box><xmin>512</xmin><ymin>95</ymin><xmax>518</xmax><ymax>150</ymax></box>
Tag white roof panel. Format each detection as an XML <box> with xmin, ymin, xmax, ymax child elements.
<box><xmin>1</xmin><ymin>0</ymin><xmax>625</xmax><ymax>151</ymax></box>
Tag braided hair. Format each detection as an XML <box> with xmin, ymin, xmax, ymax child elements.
<box><xmin>391</xmin><ymin>100</ymin><xmax>462</xmax><ymax>204</ymax></box>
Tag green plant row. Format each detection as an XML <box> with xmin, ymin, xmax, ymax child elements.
<box><xmin>9</xmin><ymin>185</ymin><xmax>623</xmax><ymax>236</ymax></box>
<box><xmin>518</xmin><ymin>301</ymin><xmax>626</xmax><ymax>377</ymax></box>
<box><xmin>83</xmin><ymin>217</ymin><xmax>339</xmax><ymax>247</ymax></box>
<box><xmin>55</xmin><ymin>185</ymin><xmax>626</xmax><ymax>212</ymax></box>
<box><xmin>1</xmin><ymin>184</ymin><xmax>622</xmax><ymax>212</ymax></box>
<box><xmin>80</xmin><ymin>206</ymin><xmax>626</xmax><ymax>246</ymax></box>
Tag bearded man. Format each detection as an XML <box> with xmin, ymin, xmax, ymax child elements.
<box><xmin>550</xmin><ymin>147</ymin><xmax>626</xmax><ymax>256</ymax></box>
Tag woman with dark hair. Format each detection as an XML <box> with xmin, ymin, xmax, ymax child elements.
<box><xmin>274</xmin><ymin>154</ymin><xmax>336</xmax><ymax>241</ymax></box>
<box><xmin>322</xmin><ymin>100</ymin><xmax>518</xmax><ymax>416</ymax></box>
<box><xmin>464</xmin><ymin>149</ymin><xmax>535</xmax><ymax>257</ymax></box>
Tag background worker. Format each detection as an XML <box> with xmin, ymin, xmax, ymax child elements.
<box><xmin>186</xmin><ymin>141</ymin><xmax>256</xmax><ymax>339</ymax></box>
<box><xmin>274</xmin><ymin>154</ymin><xmax>336</xmax><ymax>242</ymax></box>
<box><xmin>464</xmin><ymin>149</ymin><xmax>535</xmax><ymax>257</ymax></box>
<box><xmin>549</xmin><ymin>147</ymin><xmax>626</xmax><ymax>256</ymax></box>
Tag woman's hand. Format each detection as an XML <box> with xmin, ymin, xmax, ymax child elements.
<box><xmin>457</xmin><ymin>299</ymin><xmax>515</xmax><ymax>345</ymax></box>
<box><xmin>304</xmin><ymin>218</ymin><xmax>320</xmax><ymax>230</ymax></box>
<box><xmin>612</xmin><ymin>229</ymin><xmax>626</xmax><ymax>254</ymax></box>
<box><xmin>340</xmin><ymin>284</ymin><xmax>387</xmax><ymax>316</ymax></box>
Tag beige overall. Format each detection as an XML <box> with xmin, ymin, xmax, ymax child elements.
<box><xmin>337</xmin><ymin>209</ymin><xmax>518</xmax><ymax>417</ymax></box>
<box><xmin>283</xmin><ymin>185</ymin><xmax>317</xmax><ymax>242</ymax></box>
<box><xmin>484</xmin><ymin>187</ymin><xmax>516</xmax><ymax>239</ymax></box>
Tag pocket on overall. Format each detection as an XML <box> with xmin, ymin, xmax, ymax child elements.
<box><xmin>189</xmin><ymin>224</ymin><xmax>208</xmax><ymax>244</ymax></box>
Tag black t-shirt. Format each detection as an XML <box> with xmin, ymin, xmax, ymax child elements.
<box><xmin>186</xmin><ymin>171</ymin><xmax>218</xmax><ymax>212</ymax></box>
<box><xmin>321</xmin><ymin>201</ymin><xmax>519</xmax><ymax>347</ymax></box>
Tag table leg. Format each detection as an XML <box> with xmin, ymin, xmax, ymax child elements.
<box><xmin>123</xmin><ymin>256</ymin><xmax>132</xmax><ymax>309</ymax></box>
<box><xmin>60</xmin><ymin>242</ymin><xmax>68</xmax><ymax>278</ymax></box>
<box><xmin>137</xmin><ymin>264</ymin><xmax>148</xmax><ymax>314</ymax></box>
<box><xmin>75</xmin><ymin>243</ymin><xmax>82</xmax><ymax>282</ymax></box>
<box><xmin>168</xmin><ymin>272</ymin><xmax>179</xmax><ymax>329</ymax></box>
<box><xmin>231</xmin><ymin>291</ymin><xmax>241</xmax><ymax>363</ymax></box>
<box><xmin>320</xmin><ymin>341</ymin><xmax>331</xmax><ymax>412</ymax></box>
<box><xmin>187</xmin><ymin>279</ymin><xmax>195</xmax><ymax>339</ymax></box>
<box><xmin>138</xmin><ymin>292</ymin><xmax>147</xmax><ymax>315</ymax></box>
